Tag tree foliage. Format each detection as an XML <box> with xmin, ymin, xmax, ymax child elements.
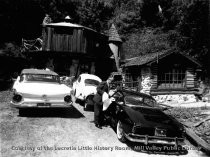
<box><xmin>121</xmin><ymin>0</ymin><xmax>208</xmax><ymax>66</ymax></box>
<box><xmin>0</xmin><ymin>0</ymin><xmax>209</xmax><ymax>67</ymax></box>
<box><xmin>108</xmin><ymin>0</ymin><xmax>143</xmax><ymax>37</ymax></box>
<box><xmin>122</xmin><ymin>28</ymin><xmax>171</xmax><ymax>59</ymax></box>
<box><xmin>76</xmin><ymin>0</ymin><xmax>114</xmax><ymax>32</ymax></box>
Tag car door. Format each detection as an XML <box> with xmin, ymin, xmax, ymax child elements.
<box><xmin>105</xmin><ymin>91</ymin><xmax>125</xmax><ymax>127</ymax></box>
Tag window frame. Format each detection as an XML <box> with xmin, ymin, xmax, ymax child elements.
<box><xmin>158</xmin><ymin>67</ymin><xmax>186</xmax><ymax>89</ymax></box>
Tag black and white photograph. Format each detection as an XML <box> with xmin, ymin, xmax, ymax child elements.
<box><xmin>0</xmin><ymin>0</ymin><xmax>210</xmax><ymax>157</ymax></box>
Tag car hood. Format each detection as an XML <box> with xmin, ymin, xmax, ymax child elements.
<box><xmin>123</xmin><ymin>106</ymin><xmax>181</xmax><ymax>129</ymax></box>
<box><xmin>15</xmin><ymin>82</ymin><xmax>72</xmax><ymax>96</ymax></box>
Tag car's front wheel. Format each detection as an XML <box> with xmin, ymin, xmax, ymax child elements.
<box><xmin>116</xmin><ymin>120</ymin><xmax>126</xmax><ymax>143</ymax></box>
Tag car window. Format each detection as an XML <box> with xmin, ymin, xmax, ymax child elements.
<box><xmin>84</xmin><ymin>79</ymin><xmax>100</xmax><ymax>86</ymax></box>
<box><xmin>124</xmin><ymin>95</ymin><xmax>144</xmax><ymax>107</ymax></box>
<box><xmin>24</xmin><ymin>74</ymin><xmax>60</xmax><ymax>83</ymax></box>
<box><xmin>144</xmin><ymin>97</ymin><xmax>156</xmax><ymax>107</ymax></box>
<box><xmin>19</xmin><ymin>75</ymin><xmax>24</xmax><ymax>82</ymax></box>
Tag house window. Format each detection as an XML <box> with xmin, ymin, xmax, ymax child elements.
<box><xmin>158</xmin><ymin>67</ymin><xmax>186</xmax><ymax>89</ymax></box>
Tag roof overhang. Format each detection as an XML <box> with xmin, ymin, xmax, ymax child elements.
<box><xmin>123</xmin><ymin>50</ymin><xmax>202</xmax><ymax>68</ymax></box>
<box><xmin>43</xmin><ymin>22</ymin><xmax>107</xmax><ymax>37</ymax></box>
<box><xmin>21</xmin><ymin>69</ymin><xmax>58</xmax><ymax>76</ymax></box>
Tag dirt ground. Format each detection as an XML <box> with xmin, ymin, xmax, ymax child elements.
<box><xmin>0</xmin><ymin>90</ymin><xmax>209</xmax><ymax>157</ymax></box>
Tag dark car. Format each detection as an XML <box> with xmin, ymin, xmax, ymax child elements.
<box><xmin>104</xmin><ymin>89</ymin><xmax>185</xmax><ymax>146</ymax></box>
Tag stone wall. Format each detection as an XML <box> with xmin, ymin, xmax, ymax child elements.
<box><xmin>153</xmin><ymin>94</ymin><xmax>197</xmax><ymax>105</ymax></box>
<box><xmin>139</xmin><ymin>66</ymin><xmax>198</xmax><ymax>104</ymax></box>
<box><xmin>140</xmin><ymin>67</ymin><xmax>153</xmax><ymax>94</ymax></box>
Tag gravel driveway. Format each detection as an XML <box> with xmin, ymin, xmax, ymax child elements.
<box><xmin>0</xmin><ymin>90</ymin><xmax>208</xmax><ymax>157</ymax></box>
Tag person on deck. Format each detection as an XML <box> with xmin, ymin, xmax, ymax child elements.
<box><xmin>42</xmin><ymin>14</ymin><xmax>52</xmax><ymax>25</ymax></box>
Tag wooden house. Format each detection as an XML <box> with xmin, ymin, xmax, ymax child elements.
<box><xmin>28</xmin><ymin>22</ymin><xmax>114</xmax><ymax>80</ymax></box>
<box><xmin>123</xmin><ymin>50</ymin><xmax>202</xmax><ymax>97</ymax></box>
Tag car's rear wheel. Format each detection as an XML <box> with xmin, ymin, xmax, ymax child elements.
<box><xmin>116</xmin><ymin>120</ymin><xmax>126</xmax><ymax>143</ymax></box>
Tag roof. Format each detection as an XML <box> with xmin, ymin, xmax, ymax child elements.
<box><xmin>44</xmin><ymin>22</ymin><xmax>102</xmax><ymax>35</ymax></box>
<box><xmin>21</xmin><ymin>69</ymin><xmax>58</xmax><ymax>76</ymax></box>
<box><xmin>45</xmin><ymin>22</ymin><xmax>83</xmax><ymax>28</ymax></box>
<box><xmin>123</xmin><ymin>50</ymin><xmax>202</xmax><ymax>67</ymax></box>
<box><xmin>108</xmin><ymin>24</ymin><xmax>122</xmax><ymax>42</ymax></box>
<box><xmin>80</xmin><ymin>73</ymin><xmax>102</xmax><ymax>82</ymax></box>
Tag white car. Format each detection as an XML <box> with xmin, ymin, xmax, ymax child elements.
<box><xmin>73</xmin><ymin>74</ymin><xmax>102</xmax><ymax>110</ymax></box>
<box><xmin>11</xmin><ymin>69</ymin><xmax>73</xmax><ymax>109</ymax></box>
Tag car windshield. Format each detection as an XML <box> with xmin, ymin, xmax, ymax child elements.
<box><xmin>143</xmin><ymin>97</ymin><xmax>156</xmax><ymax>107</ymax></box>
<box><xmin>21</xmin><ymin>74</ymin><xmax>60</xmax><ymax>83</ymax></box>
<box><xmin>84</xmin><ymin>79</ymin><xmax>100</xmax><ymax>86</ymax></box>
<box><xmin>124</xmin><ymin>94</ymin><xmax>156</xmax><ymax>107</ymax></box>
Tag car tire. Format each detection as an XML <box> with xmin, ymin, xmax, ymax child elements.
<box><xmin>116</xmin><ymin>120</ymin><xmax>126</xmax><ymax>143</ymax></box>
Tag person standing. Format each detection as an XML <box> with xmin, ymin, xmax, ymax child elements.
<box><xmin>93</xmin><ymin>87</ymin><xmax>104</xmax><ymax>129</ymax></box>
<box><xmin>93</xmin><ymin>77</ymin><xmax>114</xmax><ymax>129</ymax></box>
<box><xmin>97</xmin><ymin>76</ymin><xmax>114</xmax><ymax>94</ymax></box>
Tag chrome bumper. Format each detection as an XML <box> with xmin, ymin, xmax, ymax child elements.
<box><xmin>125</xmin><ymin>133</ymin><xmax>184</xmax><ymax>146</ymax></box>
<box><xmin>10</xmin><ymin>101</ymin><xmax>72</xmax><ymax>108</ymax></box>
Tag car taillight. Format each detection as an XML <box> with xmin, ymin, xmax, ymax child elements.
<box><xmin>12</xmin><ymin>94</ymin><xmax>22</xmax><ymax>103</ymax></box>
<box><xmin>64</xmin><ymin>95</ymin><xmax>72</xmax><ymax>103</ymax></box>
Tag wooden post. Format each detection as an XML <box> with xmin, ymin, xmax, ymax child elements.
<box><xmin>108</xmin><ymin>24</ymin><xmax>122</xmax><ymax>72</ymax></box>
<box><xmin>138</xmin><ymin>77</ymin><xmax>142</xmax><ymax>92</ymax></box>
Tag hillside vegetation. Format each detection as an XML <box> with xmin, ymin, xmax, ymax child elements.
<box><xmin>0</xmin><ymin>0</ymin><xmax>208</xmax><ymax>68</ymax></box>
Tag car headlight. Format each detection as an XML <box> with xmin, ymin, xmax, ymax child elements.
<box><xmin>12</xmin><ymin>94</ymin><xmax>22</xmax><ymax>103</ymax></box>
<box><xmin>64</xmin><ymin>95</ymin><xmax>72</xmax><ymax>103</ymax></box>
